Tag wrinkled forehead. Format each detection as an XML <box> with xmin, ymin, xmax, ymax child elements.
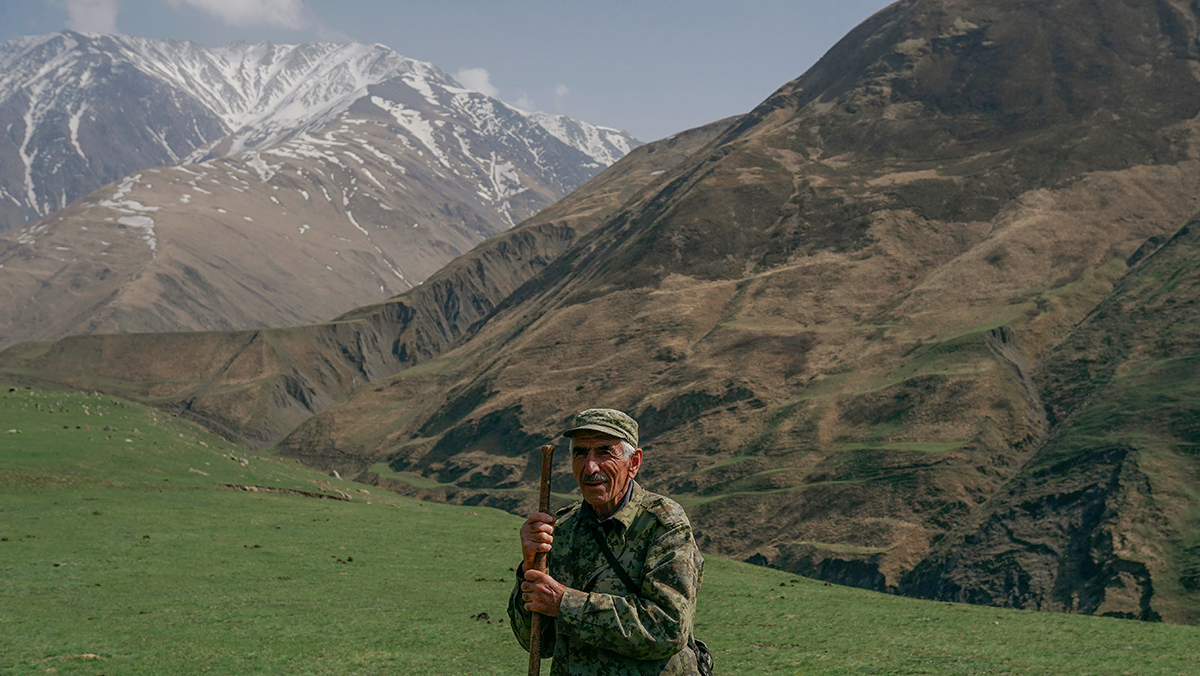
<box><xmin>569</xmin><ymin>430</ymin><xmax>623</xmax><ymax>448</ymax></box>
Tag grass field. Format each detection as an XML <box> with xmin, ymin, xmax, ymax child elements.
<box><xmin>3</xmin><ymin>385</ymin><xmax>1199</xmax><ymax>675</ymax></box>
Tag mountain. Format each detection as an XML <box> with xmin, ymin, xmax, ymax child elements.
<box><xmin>0</xmin><ymin>32</ymin><xmax>638</xmax><ymax>346</ymax></box>
<box><xmin>901</xmin><ymin>217</ymin><xmax>1200</xmax><ymax>622</ymax></box>
<box><xmin>0</xmin><ymin>118</ymin><xmax>729</xmax><ymax>447</ymax></box>
<box><xmin>0</xmin><ymin>32</ymin><xmax>635</xmax><ymax>233</ymax></box>
<box><xmin>4</xmin><ymin>0</ymin><xmax>1200</xmax><ymax>622</ymax></box>
<box><xmin>272</xmin><ymin>0</ymin><xmax>1200</xmax><ymax>622</ymax></box>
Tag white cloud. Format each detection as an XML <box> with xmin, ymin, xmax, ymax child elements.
<box><xmin>66</xmin><ymin>0</ymin><xmax>120</xmax><ymax>33</ymax></box>
<box><xmin>453</xmin><ymin>67</ymin><xmax>499</xmax><ymax>98</ymax></box>
<box><xmin>164</xmin><ymin>0</ymin><xmax>314</xmax><ymax>30</ymax></box>
<box><xmin>514</xmin><ymin>92</ymin><xmax>536</xmax><ymax>111</ymax></box>
<box><xmin>60</xmin><ymin>0</ymin><xmax>317</xmax><ymax>35</ymax></box>
<box><xmin>553</xmin><ymin>83</ymin><xmax>569</xmax><ymax>109</ymax></box>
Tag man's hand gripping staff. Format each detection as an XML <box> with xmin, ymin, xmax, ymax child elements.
<box><xmin>524</xmin><ymin>443</ymin><xmax>561</xmax><ymax>675</ymax></box>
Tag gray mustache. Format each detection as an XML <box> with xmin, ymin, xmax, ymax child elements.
<box><xmin>582</xmin><ymin>473</ymin><xmax>607</xmax><ymax>483</ymax></box>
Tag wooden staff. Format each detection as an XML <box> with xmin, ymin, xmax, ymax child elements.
<box><xmin>528</xmin><ymin>443</ymin><xmax>555</xmax><ymax>676</ymax></box>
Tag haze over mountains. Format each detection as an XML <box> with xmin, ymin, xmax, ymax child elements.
<box><xmin>0</xmin><ymin>32</ymin><xmax>636</xmax><ymax>345</ymax></box>
<box><xmin>3</xmin><ymin>0</ymin><xmax>1200</xmax><ymax>624</ymax></box>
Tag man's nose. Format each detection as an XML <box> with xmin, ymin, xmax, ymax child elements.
<box><xmin>582</xmin><ymin>452</ymin><xmax>602</xmax><ymax>472</ymax></box>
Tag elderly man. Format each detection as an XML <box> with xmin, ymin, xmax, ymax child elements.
<box><xmin>508</xmin><ymin>408</ymin><xmax>708</xmax><ymax>675</ymax></box>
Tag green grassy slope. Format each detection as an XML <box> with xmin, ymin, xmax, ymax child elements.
<box><xmin>3</xmin><ymin>386</ymin><xmax>1198</xmax><ymax>675</ymax></box>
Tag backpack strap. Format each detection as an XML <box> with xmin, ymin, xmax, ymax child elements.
<box><xmin>585</xmin><ymin>519</ymin><xmax>639</xmax><ymax>594</ymax></box>
<box><xmin>585</xmin><ymin>518</ymin><xmax>714</xmax><ymax>675</ymax></box>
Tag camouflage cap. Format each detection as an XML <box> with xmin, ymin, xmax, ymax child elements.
<box><xmin>562</xmin><ymin>408</ymin><xmax>639</xmax><ymax>448</ymax></box>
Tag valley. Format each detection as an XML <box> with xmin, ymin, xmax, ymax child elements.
<box><xmin>2</xmin><ymin>384</ymin><xmax>1197</xmax><ymax>674</ymax></box>
<box><xmin>3</xmin><ymin>0</ymin><xmax>1200</xmax><ymax>626</ymax></box>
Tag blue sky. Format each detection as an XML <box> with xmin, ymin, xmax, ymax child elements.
<box><xmin>0</xmin><ymin>0</ymin><xmax>895</xmax><ymax>142</ymax></box>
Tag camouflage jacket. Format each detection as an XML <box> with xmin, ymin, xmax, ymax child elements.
<box><xmin>508</xmin><ymin>481</ymin><xmax>705</xmax><ymax>675</ymax></box>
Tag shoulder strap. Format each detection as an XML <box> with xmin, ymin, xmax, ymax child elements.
<box><xmin>585</xmin><ymin>519</ymin><xmax>639</xmax><ymax>595</ymax></box>
<box><xmin>587</xmin><ymin>521</ymin><xmax>712</xmax><ymax>673</ymax></box>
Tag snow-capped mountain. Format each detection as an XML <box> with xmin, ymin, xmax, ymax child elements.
<box><xmin>0</xmin><ymin>31</ymin><xmax>639</xmax><ymax>232</ymax></box>
<box><xmin>0</xmin><ymin>31</ymin><xmax>640</xmax><ymax>347</ymax></box>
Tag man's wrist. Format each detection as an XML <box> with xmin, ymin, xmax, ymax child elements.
<box><xmin>556</xmin><ymin>587</ymin><xmax>587</xmax><ymax>628</ymax></box>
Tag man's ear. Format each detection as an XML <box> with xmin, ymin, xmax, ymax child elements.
<box><xmin>628</xmin><ymin>448</ymin><xmax>643</xmax><ymax>477</ymax></box>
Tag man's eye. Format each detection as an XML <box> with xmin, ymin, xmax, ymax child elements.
<box><xmin>573</xmin><ymin>447</ymin><xmax>616</xmax><ymax>458</ymax></box>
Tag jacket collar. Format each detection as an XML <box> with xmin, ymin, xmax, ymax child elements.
<box><xmin>580</xmin><ymin>480</ymin><xmax>643</xmax><ymax>531</ymax></box>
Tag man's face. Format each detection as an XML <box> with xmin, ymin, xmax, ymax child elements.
<box><xmin>570</xmin><ymin>432</ymin><xmax>642</xmax><ymax>519</ymax></box>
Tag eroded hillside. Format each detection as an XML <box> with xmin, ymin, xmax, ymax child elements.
<box><xmin>902</xmin><ymin>217</ymin><xmax>1200</xmax><ymax>623</ymax></box>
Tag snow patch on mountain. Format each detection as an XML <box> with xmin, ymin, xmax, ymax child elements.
<box><xmin>98</xmin><ymin>174</ymin><xmax>161</xmax><ymax>215</ymax></box>
<box><xmin>68</xmin><ymin>103</ymin><xmax>88</xmax><ymax>160</ymax></box>
<box><xmin>116</xmin><ymin>214</ymin><xmax>157</xmax><ymax>254</ymax></box>
<box><xmin>0</xmin><ymin>31</ymin><xmax>641</xmax><ymax>233</ymax></box>
<box><xmin>244</xmin><ymin>152</ymin><xmax>279</xmax><ymax>182</ymax></box>
<box><xmin>523</xmin><ymin>111</ymin><xmax>636</xmax><ymax>167</ymax></box>
<box><xmin>370</xmin><ymin>95</ymin><xmax>451</xmax><ymax>168</ymax></box>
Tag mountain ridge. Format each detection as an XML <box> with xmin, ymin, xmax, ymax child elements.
<box><xmin>0</xmin><ymin>31</ymin><xmax>637</xmax><ymax>232</ymax></box>
<box><xmin>0</xmin><ymin>31</ymin><xmax>641</xmax><ymax>346</ymax></box>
